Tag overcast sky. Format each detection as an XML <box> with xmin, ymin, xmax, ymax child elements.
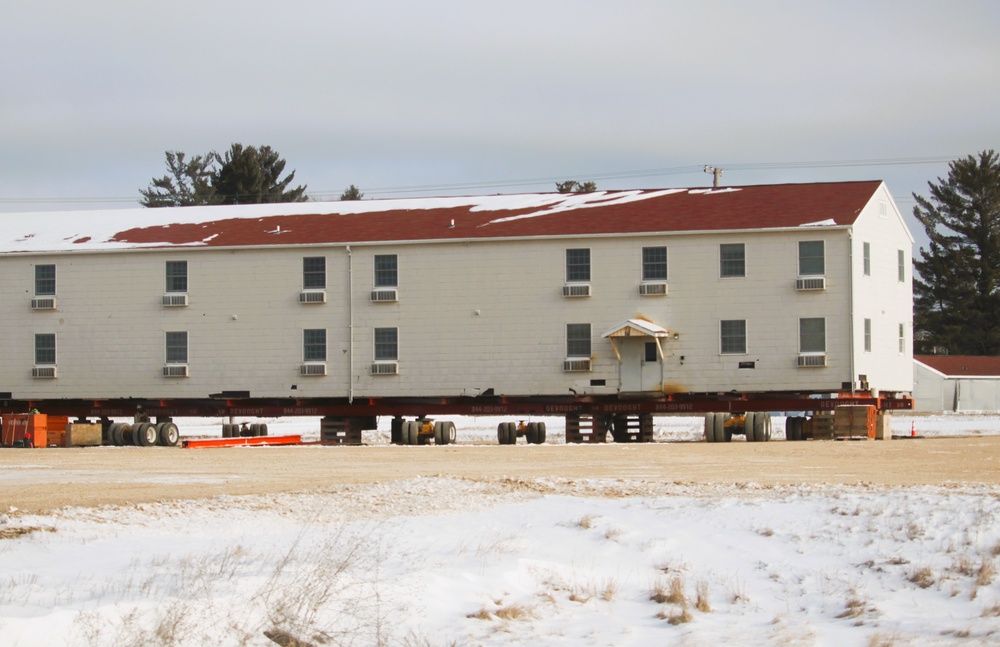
<box><xmin>2</xmin><ymin>1</ymin><xmax>998</xmax><ymax>248</ymax></box>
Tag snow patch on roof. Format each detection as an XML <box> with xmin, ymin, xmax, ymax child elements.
<box><xmin>483</xmin><ymin>189</ymin><xmax>687</xmax><ymax>225</ymax></box>
<box><xmin>799</xmin><ymin>218</ymin><xmax>838</xmax><ymax>227</ymax></box>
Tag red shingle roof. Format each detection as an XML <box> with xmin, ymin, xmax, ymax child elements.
<box><xmin>0</xmin><ymin>180</ymin><xmax>885</xmax><ymax>254</ymax></box>
<box><xmin>915</xmin><ymin>355</ymin><xmax>1000</xmax><ymax>377</ymax></box>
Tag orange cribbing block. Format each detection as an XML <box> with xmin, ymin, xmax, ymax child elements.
<box><xmin>182</xmin><ymin>435</ymin><xmax>302</xmax><ymax>449</ymax></box>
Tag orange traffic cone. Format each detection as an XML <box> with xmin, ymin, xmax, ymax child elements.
<box><xmin>911</xmin><ymin>421</ymin><xmax>916</xmax><ymax>437</ymax></box>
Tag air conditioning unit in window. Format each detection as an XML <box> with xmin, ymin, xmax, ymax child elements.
<box><xmin>31</xmin><ymin>366</ymin><xmax>57</xmax><ymax>379</ymax></box>
<box><xmin>299</xmin><ymin>290</ymin><xmax>327</xmax><ymax>304</ymax></box>
<box><xmin>371</xmin><ymin>362</ymin><xmax>398</xmax><ymax>375</ymax></box>
<box><xmin>562</xmin><ymin>284</ymin><xmax>591</xmax><ymax>298</ymax></box>
<box><xmin>797</xmin><ymin>354</ymin><xmax>827</xmax><ymax>368</ymax></box>
<box><xmin>162</xmin><ymin>293</ymin><xmax>189</xmax><ymax>307</ymax></box>
<box><xmin>300</xmin><ymin>362</ymin><xmax>327</xmax><ymax>376</ymax></box>
<box><xmin>795</xmin><ymin>277</ymin><xmax>826</xmax><ymax>291</ymax></box>
<box><xmin>638</xmin><ymin>282</ymin><xmax>668</xmax><ymax>296</ymax></box>
<box><xmin>563</xmin><ymin>358</ymin><xmax>592</xmax><ymax>372</ymax></box>
<box><xmin>370</xmin><ymin>288</ymin><xmax>398</xmax><ymax>303</ymax></box>
<box><xmin>162</xmin><ymin>364</ymin><xmax>189</xmax><ymax>377</ymax></box>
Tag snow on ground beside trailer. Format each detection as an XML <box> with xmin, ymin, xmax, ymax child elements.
<box><xmin>1</xmin><ymin>479</ymin><xmax>999</xmax><ymax>646</ymax></box>
<box><xmin>171</xmin><ymin>412</ymin><xmax>1000</xmax><ymax>444</ymax></box>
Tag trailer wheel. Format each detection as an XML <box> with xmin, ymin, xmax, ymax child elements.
<box><xmin>434</xmin><ymin>421</ymin><xmax>445</xmax><ymax>445</ymax></box>
<box><xmin>109</xmin><ymin>423</ymin><xmax>125</xmax><ymax>446</ymax></box>
<box><xmin>406</xmin><ymin>420</ymin><xmax>421</xmax><ymax>445</ymax></box>
<box><xmin>752</xmin><ymin>412</ymin><xmax>767</xmax><ymax>443</ymax></box>
<box><xmin>260</xmin><ymin>423</ymin><xmax>268</xmax><ymax>437</ymax></box>
<box><xmin>250</xmin><ymin>423</ymin><xmax>262</xmax><ymax>437</ymax></box>
<box><xmin>537</xmin><ymin>421</ymin><xmax>546</xmax><ymax>444</ymax></box>
<box><xmin>744</xmin><ymin>412</ymin><xmax>756</xmax><ymax>442</ymax></box>
<box><xmin>497</xmin><ymin>422</ymin><xmax>507</xmax><ymax>445</ymax></box>
<box><xmin>445</xmin><ymin>421</ymin><xmax>457</xmax><ymax>444</ymax></box>
<box><xmin>763</xmin><ymin>413</ymin><xmax>772</xmax><ymax>441</ymax></box>
<box><xmin>134</xmin><ymin>422</ymin><xmax>157</xmax><ymax>447</ymax></box>
<box><xmin>705</xmin><ymin>412</ymin><xmax>725</xmax><ymax>443</ymax></box>
<box><xmin>507</xmin><ymin>422</ymin><xmax>518</xmax><ymax>445</ymax></box>
<box><xmin>157</xmin><ymin>422</ymin><xmax>180</xmax><ymax>446</ymax></box>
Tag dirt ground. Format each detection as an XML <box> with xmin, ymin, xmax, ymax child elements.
<box><xmin>2</xmin><ymin>436</ymin><xmax>999</xmax><ymax>514</ymax></box>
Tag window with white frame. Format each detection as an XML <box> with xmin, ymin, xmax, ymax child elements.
<box><xmin>566</xmin><ymin>323</ymin><xmax>591</xmax><ymax>357</ymax></box>
<box><xmin>374</xmin><ymin>255</ymin><xmax>398</xmax><ymax>288</ymax></box>
<box><xmin>165</xmin><ymin>261</ymin><xmax>188</xmax><ymax>293</ymax></box>
<box><xmin>864</xmin><ymin>318</ymin><xmax>872</xmax><ymax>353</ymax></box>
<box><xmin>303</xmin><ymin>329</ymin><xmax>327</xmax><ymax>362</ymax></box>
<box><xmin>35</xmin><ymin>333</ymin><xmax>56</xmax><ymax>365</ymax></box>
<box><xmin>799</xmin><ymin>318</ymin><xmax>826</xmax><ymax>353</ymax></box>
<box><xmin>165</xmin><ymin>331</ymin><xmax>188</xmax><ymax>364</ymax></box>
<box><xmin>798</xmin><ymin>241</ymin><xmax>824</xmax><ymax>276</ymax></box>
<box><xmin>720</xmin><ymin>319</ymin><xmax>747</xmax><ymax>354</ymax></box>
<box><xmin>898</xmin><ymin>249</ymin><xmax>906</xmax><ymax>283</ymax></box>
<box><xmin>641</xmin><ymin>246</ymin><xmax>667</xmax><ymax>281</ymax></box>
<box><xmin>899</xmin><ymin>323</ymin><xmax>906</xmax><ymax>354</ymax></box>
<box><xmin>374</xmin><ymin>327</ymin><xmax>398</xmax><ymax>361</ymax></box>
<box><xmin>863</xmin><ymin>242</ymin><xmax>871</xmax><ymax>276</ymax></box>
<box><xmin>720</xmin><ymin>243</ymin><xmax>745</xmax><ymax>278</ymax></box>
<box><xmin>303</xmin><ymin>257</ymin><xmax>326</xmax><ymax>289</ymax></box>
<box><xmin>35</xmin><ymin>265</ymin><xmax>56</xmax><ymax>296</ymax></box>
<box><xmin>566</xmin><ymin>249</ymin><xmax>591</xmax><ymax>282</ymax></box>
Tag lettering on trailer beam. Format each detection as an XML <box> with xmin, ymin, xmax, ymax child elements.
<box><xmin>231</xmin><ymin>408</ymin><xmax>266</xmax><ymax>416</ymax></box>
<box><xmin>599</xmin><ymin>404</ymin><xmax>641</xmax><ymax>413</ymax></box>
<box><xmin>656</xmin><ymin>403</ymin><xmax>695</xmax><ymax>412</ymax></box>
<box><xmin>283</xmin><ymin>407</ymin><xmax>319</xmax><ymax>415</ymax></box>
<box><xmin>544</xmin><ymin>404</ymin><xmax>583</xmax><ymax>413</ymax></box>
<box><xmin>92</xmin><ymin>409</ymin><xmax>128</xmax><ymax>416</ymax></box>
<box><xmin>471</xmin><ymin>406</ymin><xmax>508</xmax><ymax>414</ymax></box>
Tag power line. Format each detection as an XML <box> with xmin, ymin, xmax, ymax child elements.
<box><xmin>1</xmin><ymin>155</ymin><xmax>959</xmax><ymax>206</ymax></box>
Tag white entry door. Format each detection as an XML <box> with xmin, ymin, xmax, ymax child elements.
<box><xmin>620</xmin><ymin>339</ymin><xmax>661</xmax><ymax>392</ymax></box>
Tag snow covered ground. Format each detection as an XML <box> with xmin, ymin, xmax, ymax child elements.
<box><xmin>1</xmin><ymin>414</ymin><xmax>999</xmax><ymax>646</ymax></box>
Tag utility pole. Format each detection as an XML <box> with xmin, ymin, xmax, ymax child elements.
<box><xmin>703</xmin><ymin>166</ymin><xmax>723</xmax><ymax>188</ymax></box>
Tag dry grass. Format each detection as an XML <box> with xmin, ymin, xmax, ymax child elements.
<box><xmin>836</xmin><ymin>596</ymin><xmax>867</xmax><ymax>619</ymax></box>
<box><xmin>468</xmin><ymin>603</ymin><xmax>536</xmax><ymax>622</ymax></box>
<box><xmin>659</xmin><ymin>606</ymin><xmax>692</xmax><ymax>625</ymax></box>
<box><xmin>909</xmin><ymin>566</ymin><xmax>935</xmax><ymax>589</ymax></box>
<box><xmin>650</xmin><ymin>576</ymin><xmax>687</xmax><ymax>605</ymax></box>
<box><xmin>867</xmin><ymin>632</ymin><xmax>901</xmax><ymax>647</ymax></box>
<box><xmin>757</xmin><ymin>527</ymin><xmax>775</xmax><ymax>537</ymax></box>
<box><xmin>977</xmin><ymin>559</ymin><xmax>996</xmax><ymax>587</ymax></box>
<box><xmin>604</xmin><ymin>526</ymin><xmax>624</xmax><ymax>541</ymax></box>
<box><xmin>982</xmin><ymin>603</ymin><xmax>1000</xmax><ymax>618</ymax></box>
<box><xmin>695</xmin><ymin>582</ymin><xmax>712</xmax><ymax>613</ymax></box>
<box><xmin>575</xmin><ymin>515</ymin><xmax>596</xmax><ymax>530</ymax></box>
<box><xmin>0</xmin><ymin>525</ymin><xmax>56</xmax><ymax>540</ymax></box>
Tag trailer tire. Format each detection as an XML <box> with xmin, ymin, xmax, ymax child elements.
<box><xmin>434</xmin><ymin>421</ymin><xmax>445</xmax><ymax>445</ymax></box>
<box><xmin>704</xmin><ymin>413</ymin><xmax>716</xmax><ymax>443</ymax></box>
<box><xmin>497</xmin><ymin>422</ymin><xmax>507</xmax><ymax>445</ymax></box>
<box><xmin>537</xmin><ymin>421</ymin><xmax>546</xmax><ymax>444</ymax></box>
<box><xmin>250</xmin><ymin>423</ymin><xmax>262</xmax><ymax>437</ymax></box>
<box><xmin>109</xmin><ymin>422</ymin><xmax>125</xmax><ymax>446</ymax></box>
<box><xmin>134</xmin><ymin>422</ymin><xmax>157</xmax><ymax>447</ymax></box>
<box><xmin>507</xmin><ymin>422</ymin><xmax>518</xmax><ymax>445</ymax></box>
<box><xmin>405</xmin><ymin>421</ymin><xmax>420</xmax><ymax>445</ymax></box>
<box><xmin>744</xmin><ymin>412</ymin><xmax>756</xmax><ymax>442</ymax></box>
<box><xmin>445</xmin><ymin>421</ymin><xmax>457</xmax><ymax>444</ymax></box>
<box><xmin>753</xmin><ymin>412</ymin><xmax>767</xmax><ymax>443</ymax></box>
<box><xmin>157</xmin><ymin>422</ymin><xmax>180</xmax><ymax>446</ymax></box>
<box><xmin>260</xmin><ymin>423</ymin><xmax>268</xmax><ymax>437</ymax></box>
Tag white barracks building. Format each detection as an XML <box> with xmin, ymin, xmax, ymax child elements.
<box><xmin>0</xmin><ymin>181</ymin><xmax>913</xmax><ymax>410</ymax></box>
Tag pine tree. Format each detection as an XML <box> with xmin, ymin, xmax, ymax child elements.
<box><xmin>913</xmin><ymin>150</ymin><xmax>1000</xmax><ymax>355</ymax></box>
<box><xmin>139</xmin><ymin>151</ymin><xmax>217</xmax><ymax>207</ymax></box>
<box><xmin>340</xmin><ymin>184</ymin><xmax>364</xmax><ymax>200</ymax></box>
<box><xmin>556</xmin><ymin>180</ymin><xmax>597</xmax><ymax>193</ymax></box>
<box><xmin>212</xmin><ymin>144</ymin><xmax>308</xmax><ymax>205</ymax></box>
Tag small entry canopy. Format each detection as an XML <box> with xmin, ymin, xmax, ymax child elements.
<box><xmin>601</xmin><ymin>319</ymin><xmax>673</xmax><ymax>362</ymax></box>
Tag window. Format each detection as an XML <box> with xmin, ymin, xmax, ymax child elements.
<box><xmin>35</xmin><ymin>265</ymin><xmax>56</xmax><ymax>295</ymax></box>
<box><xmin>798</xmin><ymin>241</ymin><xmax>824</xmax><ymax>276</ymax></box>
<box><xmin>879</xmin><ymin>200</ymin><xmax>888</xmax><ymax>219</ymax></box>
<box><xmin>720</xmin><ymin>243</ymin><xmax>745</xmax><ymax>278</ymax></box>
<box><xmin>374</xmin><ymin>327</ymin><xmax>398</xmax><ymax>361</ymax></box>
<box><xmin>303</xmin><ymin>257</ymin><xmax>326</xmax><ymax>289</ymax></box>
<box><xmin>799</xmin><ymin>318</ymin><xmax>826</xmax><ymax>353</ymax></box>
<box><xmin>720</xmin><ymin>320</ymin><xmax>746</xmax><ymax>354</ymax></box>
<box><xmin>566</xmin><ymin>249</ymin><xmax>591</xmax><ymax>282</ymax></box>
<box><xmin>642</xmin><ymin>246</ymin><xmax>667</xmax><ymax>281</ymax></box>
<box><xmin>35</xmin><ymin>333</ymin><xmax>56</xmax><ymax>365</ymax></box>
<box><xmin>566</xmin><ymin>323</ymin><xmax>591</xmax><ymax>357</ymax></box>
<box><xmin>863</xmin><ymin>242</ymin><xmax>871</xmax><ymax>276</ymax></box>
<box><xmin>644</xmin><ymin>342</ymin><xmax>658</xmax><ymax>362</ymax></box>
<box><xmin>898</xmin><ymin>249</ymin><xmax>906</xmax><ymax>283</ymax></box>
<box><xmin>374</xmin><ymin>255</ymin><xmax>397</xmax><ymax>288</ymax></box>
<box><xmin>166</xmin><ymin>261</ymin><xmax>188</xmax><ymax>293</ymax></box>
<box><xmin>899</xmin><ymin>323</ymin><xmax>906</xmax><ymax>354</ymax></box>
<box><xmin>303</xmin><ymin>329</ymin><xmax>327</xmax><ymax>362</ymax></box>
<box><xmin>165</xmin><ymin>331</ymin><xmax>188</xmax><ymax>364</ymax></box>
<box><xmin>864</xmin><ymin>318</ymin><xmax>872</xmax><ymax>353</ymax></box>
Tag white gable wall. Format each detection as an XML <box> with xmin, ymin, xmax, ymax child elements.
<box><xmin>851</xmin><ymin>183</ymin><xmax>915</xmax><ymax>393</ymax></box>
